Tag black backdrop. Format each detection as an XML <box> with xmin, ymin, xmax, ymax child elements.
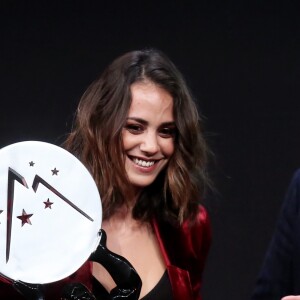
<box><xmin>1</xmin><ymin>1</ymin><xmax>300</xmax><ymax>299</ymax></box>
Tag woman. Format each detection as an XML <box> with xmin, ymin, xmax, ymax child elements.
<box><xmin>0</xmin><ymin>49</ymin><xmax>211</xmax><ymax>300</ymax></box>
<box><xmin>64</xmin><ymin>48</ymin><xmax>211</xmax><ymax>300</ymax></box>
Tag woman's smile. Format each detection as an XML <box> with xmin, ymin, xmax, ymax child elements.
<box><xmin>130</xmin><ymin>156</ymin><xmax>156</xmax><ymax>168</ymax></box>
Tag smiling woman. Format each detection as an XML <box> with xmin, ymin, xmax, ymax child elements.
<box><xmin>62</xmin><ymin>48</ymin><xmax>212</xmax><ymax>300</ymax></box>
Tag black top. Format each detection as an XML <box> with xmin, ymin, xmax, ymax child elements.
<box><xmin>93</xmin><ymin>270</ymin><xmax>173</xmax><ymax>300</ymax></box>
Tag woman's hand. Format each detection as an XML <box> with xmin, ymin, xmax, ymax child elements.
<box><xmin>282</xmin><ymin>296</ymin><xmax>300</xmax><ymax>300</ymax></box>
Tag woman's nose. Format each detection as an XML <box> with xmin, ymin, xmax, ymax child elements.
<box><xmin>139</xmin><ymin>132</ymin><xmax>159</xmax><ymax>154</ymax></box>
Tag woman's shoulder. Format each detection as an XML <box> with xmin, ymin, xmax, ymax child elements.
<box><xmin>196</xmin><ymin>205</ymin><xmax>210</xmax><ymax>224</ymax></box>
<box><xmin>182</xmin><ymin>204</ymin><xmax>211</xmax><ymax>233</ymax></box>
<box><xmin>154</xmin><ymin>204</ymin><xmax>211</xmax><ymax>252</ymax></box>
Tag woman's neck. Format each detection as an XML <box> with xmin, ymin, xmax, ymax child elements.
<box><xmin>103</xmin><ymin>187</ymin><xmax>146</xmax><ymax>232</ymax></box>
<box><xmin>104</xmin><ymin>212</ymin><xmax>145</xmax><ymax>238</ymax></box>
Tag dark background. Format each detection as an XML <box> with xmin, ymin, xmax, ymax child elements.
<box><xmin>1</xmin><ymin>1</ymin><xmax>300</xmax><ymax>299</ymax></box>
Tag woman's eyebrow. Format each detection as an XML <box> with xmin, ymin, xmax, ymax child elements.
<box><xmin>126</xmin><ymin>117</ymin><xmax>176</xmax><ymax>127</ymax></box>
<box><xmin>126</xmin><ymin>117</ymin><xmax>148</xmax><ymax>125</ymax></box>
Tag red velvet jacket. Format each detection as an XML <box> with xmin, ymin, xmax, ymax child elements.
<box><xmin>153</xmin><ymin>205</ymin><xmax>211</xmax><ymax>300</ymax></box>
<box><xmin>0</xmin><ymin>206</ymin><xmax>211</xmax><ymax>299</ymax></box>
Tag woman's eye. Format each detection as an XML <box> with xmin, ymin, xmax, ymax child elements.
<box><xmin>159</xmin><ymin>127</ymin><xmax>177</xmax><ymax>138</ymax></box>
<box><xmin>125</xmin><ymin>124</ymin><xmax>143</xmax><ymax>134</ymax></box>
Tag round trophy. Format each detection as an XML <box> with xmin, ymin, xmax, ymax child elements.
<box><xmin>0</xmin><ymin>141</ymin><xmax>102</xmax><ymax>284</ymax></box>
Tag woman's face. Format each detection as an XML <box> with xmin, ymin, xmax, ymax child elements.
<box><xmin>122</xmin><ymin>81</ymin><xmax>176</xmax><ymax>189</ymax></box>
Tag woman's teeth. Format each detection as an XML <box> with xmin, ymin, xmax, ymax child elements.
<box><xmin>133</xmin><ymin>158</ymin><xmax>155</xmax><ymax>167</ymax></box>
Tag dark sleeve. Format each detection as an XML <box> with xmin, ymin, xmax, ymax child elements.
<box><xmin>251</xmin><ymin>169</ymin><xmax>300</xmax><ymax>300</ymax></box>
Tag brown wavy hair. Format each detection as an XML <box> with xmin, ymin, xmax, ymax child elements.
<box><xmin>64</xmin><ymin>49</ymin><xmax>210</xmax><ymax>224</ymax></box>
